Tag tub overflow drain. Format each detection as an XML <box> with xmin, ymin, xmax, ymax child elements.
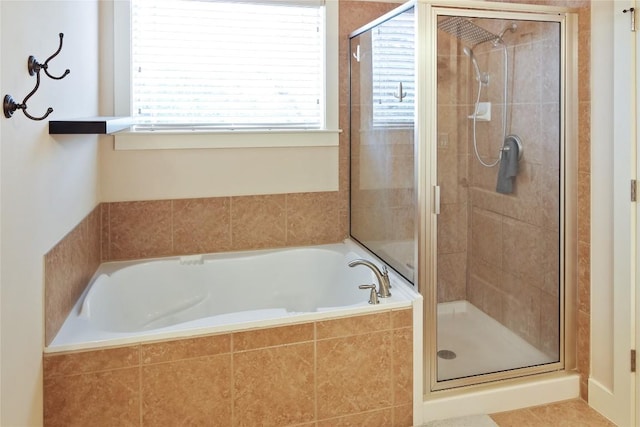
<box><xmin>437</xmin><ymin>349</ymin><xmax>457</xmax><ymax>360</ymax></box>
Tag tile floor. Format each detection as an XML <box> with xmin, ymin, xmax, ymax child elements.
<box><xmin>490</xmin><ymin>399</ymin><xmax>616</xmax><ymax>426</ymax></box>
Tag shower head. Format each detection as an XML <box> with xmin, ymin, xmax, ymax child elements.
<box><xmin>463</xmin><ymin>47</ymin><xmax>484</xmax><ymax>84</ymax></box>
<box><xmin>438</xmin><ymin>16</ymin><xmax>499</xmax><ymax>48</ymax></box>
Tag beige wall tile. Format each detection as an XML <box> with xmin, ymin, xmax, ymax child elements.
<box><xmin>108</xmin><ymin>200</ymin><xmax>173</xmax><ymax>260</ymax></box>
<box><xmin>100</xmin><ymin>203</ymin><xmax>110</xmax><ymax>262</ymax></box>
<box><xmin>233</xmin><ymin>343</ymin><xmax>315</xmax><ymax>426</ymax></box>
<box><xmin>438</xmin><ymin>252</ymin><xmax>468</xmax><ymax>303</ymax></box>
<box><xmin>172</xmin><ymin>197</ymin><xmax>231</xmax><ymax>255</ymax></box>
<box><xmin>141</xmin><ymin>334</ymin><xmax>231</xmax><ymax>364</ymax></box>
<box><xmin>393</xmin><ymin>327</ymin><xmax>413</xmax><ymax>405</ymax></box>
<box><xmin>577</xmin><ymin>309</ymin><xmax>590</xmax><ymax>398</ymax></box>
<box><xmin>231</xmin><ymin>194</ymin><xmax>286</xmax><ymax>250</ymax></box>
<box><xmin>45</xmin><ymin>304</ymin><xmax>411</xmax><ymax>425</ymax></box>
<box><xmin>503</xmin><ymin>285</ymin><xmax>542</xmax><ymax>347</ymax></box>
<box><xmin>317</xmin><ymin>331</ymin><xmax>393</xmax><ymax>419</ymax></box>
<box><xmin>44</xmin><ymin>346</ymin><xmax>139</xmax><ymax>379</ymax></box>
<box><xmin>394</xmin><ymin>403</ymin><xmax>414</xmax><ymax>427</ymax></box>
<box><xmin>286</xmin><ymin>192</ymin><xmax>345</xmax><ymax>246</ymax></box>
<box><xmin>44</xmin><ymin>205</ymin><xmax>102</xmax><ymax>345</ymax></box>
<box><xmin>233</xmin><ymin>323</ymin><xmax>314</xmax><ymax>352</ymax></box>
<box><xmin>44</xmin><ymin>367</ymin><xmax>140</xmax><ymax>427</ymax></box>
<box><xmin>142</xmin><ymin>354</ymin><xmax>232</xmax><ymax>426</ymax></box>
<box><xmin>470</xmin><ymin>208</ymin><xmax>503</xmax><ymax>268</ymax></box>
<box><xmin>438</xmin><ymin>203</ymin><xmax>468</xmax><ymax>254</ymax></box>
<box><xmin>578</xmin><ymin>240</ymin><xmax>590</xmax><ymax>315</ymax></box>
<box><xmin>539</xmin><ymin>290</ymin><xmax>560</xmax><ymax>358</ymax></box>
<box><xmin>316</xmin><ymin>312</ymin><xmax>391</xmax><ymax>340</ymax></box>
<box><xmin>391</xmin><ymin>309</ymin><xmax>413</xmax><ymax>329</ymax></box>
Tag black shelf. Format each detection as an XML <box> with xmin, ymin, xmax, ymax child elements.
<box><xmin>49</xmin><ymin>117</ymin><xmax>131</xmax><ymax>134</ymax></box>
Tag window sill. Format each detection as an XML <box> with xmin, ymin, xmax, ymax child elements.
<box><xmin>113</xmin><ymin>128</ymin><xmax>342</xmax><ymax>150</ymax></box>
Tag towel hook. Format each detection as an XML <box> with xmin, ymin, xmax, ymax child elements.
<box><xmin>393</xmin><ymin>82</ymin><xmax>407</xmax><ymax>102</ymax></box>
<box><xmin>3</xmin><ymin>33</ymin><xmax>70</xmax><ymax>121</ymax></box>
<box><xmin>3</xmin><ymin>70</ymin><xmax>53</xmax><ymax>120</ymax></box>
<box><xmin>30</xmin><ymin>33</ymin><xmax>70</xmax><ymax>80</ymax></box>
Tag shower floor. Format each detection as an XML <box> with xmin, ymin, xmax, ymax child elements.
<box><xmin>437</xmin><ymin>300</ymin><xmax>555</xmax><ymax>381</ymax></box>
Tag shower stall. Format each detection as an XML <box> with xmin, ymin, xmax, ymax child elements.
<box><xmin>349</xmin><ymin>0</ymin><xmax>577</xmax><ymax>395</ymax></box>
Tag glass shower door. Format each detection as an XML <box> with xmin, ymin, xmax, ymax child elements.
<box><xmin>434</xmin><ymin>12</ymin><xmax>563</xmax><ymax>384</ymax></box>
<box><xmin>349</xmin><ymin>5</ymin><xmax>417</xmax><ymax>284</ymax></box>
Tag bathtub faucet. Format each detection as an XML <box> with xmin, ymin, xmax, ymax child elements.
<box><xmin>348</xmin><ymin>259</ymin><xmax>391</xmax><ymax>298</ymax></box>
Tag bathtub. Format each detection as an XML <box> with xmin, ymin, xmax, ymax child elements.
<box><xmin>47</xmin><ymin>239</ymin><xmax>419</xmax><ymax>353</ymax></box>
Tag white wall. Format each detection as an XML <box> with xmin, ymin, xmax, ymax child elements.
<box><xmin>98</xmin><ymin>0</ymin><xmax>339</xmax><ymax>202</ymax></box>
<box><xmin>589</xmin><ymin>0</ymin><xmax>614</xmax><ymax>391</ymax></box>
<box><xmin>0</xmin><ymin>1</ymin><xmax>100</xmax><ymax>424</ymax></box>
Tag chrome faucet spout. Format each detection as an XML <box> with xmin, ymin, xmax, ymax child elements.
<box><xmin>348</xmin><ymin>259</ymin><xmax>391</xmax><ymax>298</ymax></box>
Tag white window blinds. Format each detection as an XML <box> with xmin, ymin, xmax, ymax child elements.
<box><xmin>371</xmin><ymin>10</ymin><xmax>415</xmax><ymax>126</ymax></box>
<box><xmin>131</xmin><ymin>0</ymin><xmax>325</xmax><ymax>128</ymax></box>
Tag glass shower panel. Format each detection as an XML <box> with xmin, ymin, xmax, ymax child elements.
<box><xmin>435</xmin><ymin>15</ymin><xmax>562</xmax><ymax>382</ymax></box>
<box><xmin>349</xmin><ymin>7</ymin><xmax>416</xmax><ymax>283</ymax></box>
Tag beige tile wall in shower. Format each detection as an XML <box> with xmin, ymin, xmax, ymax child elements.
<box><xmin>43</xmin><ymin>309</ymin><xmax>413</xmax><ymax>426</ymax></box>
<box><xmin>465</xmin><ymin>20</ymin><xmax>562</xmax><ymax>357</ymax></box>
<box><xmin>437</xmin><ymin>29</ymin><xmax>471</xmax><ymax>303</ymax></box>
<box><xmin>436</xmin><ymin>2</ymin><xmax>591</xmax><ymax>400</ymax></box>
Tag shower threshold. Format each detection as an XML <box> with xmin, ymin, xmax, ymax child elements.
<box><xmin>437</xmin><ymin>300</ymin><xmax>555</xmax><ymax>381</ymax></box>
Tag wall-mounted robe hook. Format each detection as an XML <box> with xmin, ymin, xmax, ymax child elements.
<box><xmin>29</xmin><ymin>33</ymin><xmax>70</xmax><ymax>80</ymax></box>
<box><xmin>3</xmin><ymin>32</ymin><xmax>69</xmax><ymax>121</ymax></box>
<box><xmin>393</xmin><ymin>82</ymin><xmax>407</xmax><ymax>102</ymax></box>
<box><xmin>4</xmin><ymin>70</ymin><xmax>53</xmax><ymax>120</ymax></box>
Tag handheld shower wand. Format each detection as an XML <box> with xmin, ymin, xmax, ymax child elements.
<box><xmin>463</xmin><ymin>47</ymin><xmax>488</xmax><ymax>85</ymax></box>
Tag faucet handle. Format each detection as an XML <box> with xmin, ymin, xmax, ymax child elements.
<box><xmin>358</xmin><ymin>284</ymin><xmax>379</xmax><ymax>305</ymax></box>
<box><xmin>381</xmin><ymin>265</ymin><xmax>391</xmax><ymax>288</ymax></box>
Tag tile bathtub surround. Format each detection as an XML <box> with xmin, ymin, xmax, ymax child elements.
<box><xmin>101</xmin><ymin>191</ymin><xmax>347</xmax><ymax>262</ymax></box>
<box><xmin>44</xmin><ymin>205</ymin><xmax>102</xmax><ymax>346</ymax></box>
<box><xmin>43</xmin><ymin>309</ymin><xmax>413</xmax><ymax>427</ymax></box>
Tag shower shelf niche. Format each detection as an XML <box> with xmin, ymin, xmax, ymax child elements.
<box><xmin>48</xmin><ymin>117</ymin><xmax>132</xmax><ymax>134</ymax></box>
<box><xmin>467</xmin><ymin>102</ymin><xmax>491</xmax><ymax>121</ymax></box>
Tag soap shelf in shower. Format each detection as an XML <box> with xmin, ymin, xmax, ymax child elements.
<box><xmin>468</xmin><ymin>102</ymin><xmax>491</xmax><ymax>122</ymax></box>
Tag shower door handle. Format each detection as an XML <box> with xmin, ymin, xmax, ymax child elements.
<box><xmin>434</xmin><ymin>185</ymin><xmax>441</xmax><ymax>215</ymax></box>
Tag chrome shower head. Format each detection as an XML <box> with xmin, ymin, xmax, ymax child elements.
<box><xmin>463</xmin><ymin>47</ymin><xmax>485</xmax><ymax>84</ymax></box>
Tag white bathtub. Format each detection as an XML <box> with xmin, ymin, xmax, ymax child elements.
<box><xmin>47</xmin><ymin>240</ymin><xmax>418</xmax><ymax>352</ymax></box>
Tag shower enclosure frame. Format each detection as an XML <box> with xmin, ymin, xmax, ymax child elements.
<box><xmin>347</xmin><ymin>0</ymin><xmax>579</xmax><ymax>404</ymax></box>
<box><xmin>416</xmin><ymin>1</ymin><xmax>579</xmax><ymax>395</ymax></box>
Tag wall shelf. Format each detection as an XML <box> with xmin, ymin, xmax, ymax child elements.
<box><xmin>49</xmin><ymin>117</ymin><xmax>131</xmax><ymax>134</ymax></box>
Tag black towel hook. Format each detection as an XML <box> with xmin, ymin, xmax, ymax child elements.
<box><xmin>29</xmin><ymin>33</ymin><xmax>70</xmax><ymax>80</ymax></box>
<box><xmin>3</xmin><ymin>71</ymin><xmax>53</xmax><ymax>121</ymax></box>
<box><xmin>3</xmin><ymin>32</ymin><xmax>70</xmax><ymax>120</ymax></box>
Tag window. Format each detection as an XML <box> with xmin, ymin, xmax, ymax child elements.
<box><xmin>114</xmin><ymin>0</ymin><xmax>339</xmax><ymax>149</ymax></box>
<box><xmin>371</xmin><ymin>11</ymin><xmax>415</xmax><ymax>126</ymax></box>
<box><xmin>130</xmin><ymin>0</ymin><xmax>325</xmax><ymax>129</ymax></box>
